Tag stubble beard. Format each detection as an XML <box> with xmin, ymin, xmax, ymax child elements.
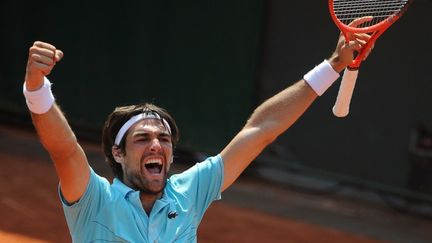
<box><xmin>126</xmin><ymin>166</ymin><xmax>169</xmax><ymax>195</ymax></box>
<box><xmin>139</xmin><ymin>175</ymin><xmax>168</xmax><ymax>195</ymax></box>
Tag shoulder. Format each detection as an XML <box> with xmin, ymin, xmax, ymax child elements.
<box><xmin>165</xmin><ymin>155</ymin><xmax>224</xmax><ymax>198</ymax></box>
<box><xmin>169</xmin><ymin>155</ymin><xmax>223</xmax><ymax>184</ymax></box>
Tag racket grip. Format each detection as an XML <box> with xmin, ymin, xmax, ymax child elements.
<box><xmin>332</xmin><ymin>68</ymin><xmax>359</xmax><ymax>117</ymax></box>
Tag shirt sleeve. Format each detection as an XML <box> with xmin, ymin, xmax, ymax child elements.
<box><xmin>58</xmin><ymin>167</ymin><xmax>111</xmax><ymax>233</ymax></box>
<box><xmin>170</xmin><ymin>155</ymin><xmax>224</xmax><ymax>221</ymax></box>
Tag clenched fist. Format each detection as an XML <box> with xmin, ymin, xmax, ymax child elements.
<box><xmin>25</xmin><ymin>41</ymin><xmax>64</xmax><ymax>91</ymax></box>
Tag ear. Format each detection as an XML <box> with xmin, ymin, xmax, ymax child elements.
<box><xmin>112</xmin><ymin>145</ymin><xmax>124</xmax><ymax>163</ymax></box>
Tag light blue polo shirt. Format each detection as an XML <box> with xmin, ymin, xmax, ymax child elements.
<box><xmin>60</xmin><ymin>155</ymin><xmax>224</xmax><ymax>243</ymax></box>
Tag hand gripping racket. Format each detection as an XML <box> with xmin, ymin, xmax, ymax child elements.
<box><xmin>330</xmin><ymin>0</ymin><xmax>413</xmax><ymax>117</ymax></box>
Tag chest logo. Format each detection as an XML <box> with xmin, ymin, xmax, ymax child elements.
<box><xmin>167</xmin><ymin>211</ymin><xmax>178</xmax><ymax>219</ymax></box>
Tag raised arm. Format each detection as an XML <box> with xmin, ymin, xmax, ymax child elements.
<box><xmin>220</xmin><ymin>31</ymin><xmax>371</xmax><ymax>191</ymax></box>
<box><xmin>24</xmin><ymin>41</ymin><xmax>90</xmax><ymax>203</ymax></box>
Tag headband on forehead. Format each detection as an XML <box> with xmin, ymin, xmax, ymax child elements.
<box><xmin>114</xmin><ymin>112</ymin><xmax>172</xmax><ymax>146</ymax></box>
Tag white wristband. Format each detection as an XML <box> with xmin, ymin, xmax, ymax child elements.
<box><xmin>304</xmin><ymin>60</ymin><xmax>340</xmax><ymax>96</ymax></box>
<box><xmin>23</xmin><ymin>77</ymin><xmax>55</xmax><ymax>114</ymax></box>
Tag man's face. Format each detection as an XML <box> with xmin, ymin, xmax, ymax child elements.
<box><xmin>118</xmin><ymin>118</ymin><xmax>173</xmax><ymax>194</ymax></box>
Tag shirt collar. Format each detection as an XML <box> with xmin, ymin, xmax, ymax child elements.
<box><xmin>112</xmin><ymin>177</ymin><xmax>135</xmax><ymax>199</ymax></box>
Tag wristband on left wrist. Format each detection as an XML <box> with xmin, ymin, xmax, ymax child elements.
<box><xmin>23</xmin><ymin>76</ymin><xmax>55</xmax><ymax>114</ymax></box>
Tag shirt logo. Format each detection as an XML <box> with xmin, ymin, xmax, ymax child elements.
<box><xmin>168</xmin><ymin>211</ymin><xmax>178</xmax><ymax>219</ymax></box>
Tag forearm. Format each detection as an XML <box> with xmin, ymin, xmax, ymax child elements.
<box><xmin>24</xmin><ymin>73</ymin><xmax>79</xmax><ymax>159</ymax></box>
<box><xmin>246</xmin><ymin>57</ymin><xmax>342</xmax><ymax>141</ymax></box>
<box><xmin>31</xmin><ymin>104</ymin><xmax>80</xmax><ymax>160</ymax></box>
<box><xmin>245</xmin><ymin>79</ymin><xmax>317</xmax><ymax>142</ymax></box>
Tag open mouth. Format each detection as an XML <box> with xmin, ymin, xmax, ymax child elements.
<box><xmin>144</xmin><ymin>159</ymin><xmax>163</xmax><ymax>174</ymax></box>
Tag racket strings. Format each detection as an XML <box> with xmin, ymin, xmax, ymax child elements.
<box><xmin>334</xmin><ymin>0</ymin><xmax>408</xmax><ymax>26</ymax></box>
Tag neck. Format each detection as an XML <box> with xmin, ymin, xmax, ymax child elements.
<box><xmin>140</xmin><ymin>191</ymin><xmax>163</xmax><ymax>215</ymax></box>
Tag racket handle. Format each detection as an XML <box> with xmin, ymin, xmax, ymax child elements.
<box><xmin>332</xmin><ymin>68</ymin><xmax>359</xmax><ymax>117</ymax></box>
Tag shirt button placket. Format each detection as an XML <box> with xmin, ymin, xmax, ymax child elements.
<box><xmin>148</xmin><ymin>217</ymin><xmax>157</xmax><ymax>243</ymax></box>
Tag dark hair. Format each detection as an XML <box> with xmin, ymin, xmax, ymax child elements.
<box><xmin>101</xmin><ymin>103</ymin><xmax>179</xmax><ymax>181</ymax></box>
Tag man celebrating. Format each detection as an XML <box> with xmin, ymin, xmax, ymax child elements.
<box><xmin>23</xmin><ymin>24</ymin><xmax>370</xmax><ymax>242</ymax></box>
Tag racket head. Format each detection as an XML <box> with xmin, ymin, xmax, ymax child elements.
<box><xmin>329</xmin><ymin>0</ymin><xmax>413</xmax><ymax>33</ymax></box>
<box><xmin>328</xmin><ymin>0</ymin><xmax>413</xmax><ymax>68</ymax></box>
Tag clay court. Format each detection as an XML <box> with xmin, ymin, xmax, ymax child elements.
<box><xmin>1</xmin><ymin>124</ymin><xmax>431</xmax><ymax>243</ymax></box>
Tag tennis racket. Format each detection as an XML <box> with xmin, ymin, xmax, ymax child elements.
<box><xmin>330</xmin><ymin>0</ymin><xmax>413</xmax><ymax>117</ymax></box>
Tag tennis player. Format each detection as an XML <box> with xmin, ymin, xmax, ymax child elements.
<box><xmin>23</xmin><ymin>30</ymin><xmax>370</xmax><ymax>242</ymax></box>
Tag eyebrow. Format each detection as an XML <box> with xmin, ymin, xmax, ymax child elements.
<box><xmin>157</xmin><ymin>132</ymin><xmax>172</xmax><ymax>139</ymax></box>
<box><xmin>132</xmin><ymin>131</ymin><xmax>171</xmax><ymax>139</ymax></box>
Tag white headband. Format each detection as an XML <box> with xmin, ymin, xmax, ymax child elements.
<box><xmin>114</xmin><ymin>112</ymin><xmax>172</xmax><ymax>145</ymax></box>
